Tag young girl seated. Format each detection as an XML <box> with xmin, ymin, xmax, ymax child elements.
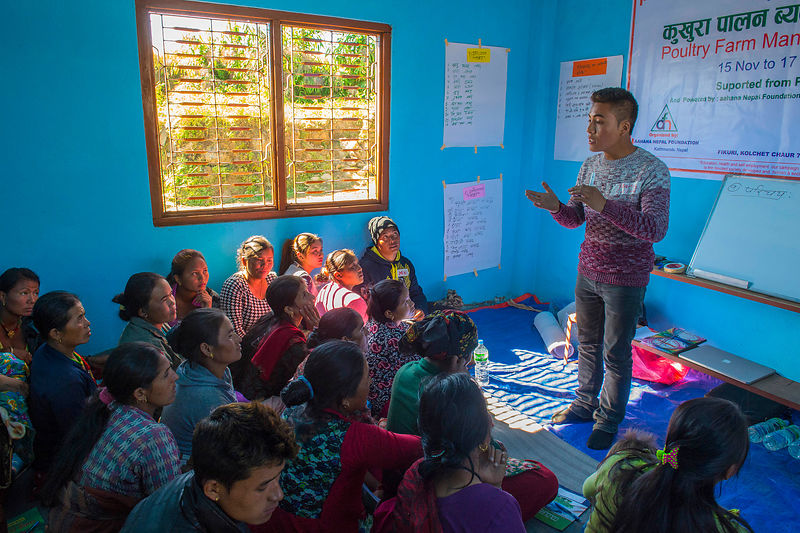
<box><xmin>166</xmin><ymin>249</ymin><xmax>219</xmax><ymax>327</ymax></box>
<box><xmin>41</xmin><ymin>342</ymin><xmax>180</xmax><ymax>532</ymax></box>
<box><xmin>229</xmin><ymin>276</ymin><xmax>317</xmax><ymax>402</ymax></box>
<box><xmin>314</xmin><ymin>249</ymin><xmax>368</xmax><ymax>322</ymax></box>
<box><xmin>257</xmin><ymin>340</ymin><xmax>422</xmax><ymax>532</ymax></box>
<box><xmin>161</xmin><ymin>308</ymin><xmax>241</xmax><ymax>462</ymax></box>
<box><xmin>374</xmin><ymin>373</ymin><xmax>556</xmax><ymax>532</ymax></box>
<box><xmin>364</xmin><ymin>280</ymin><xmax>416</xmax><ymax>418</ymax></box>
<box><xmin>582</xmin><ymin>396</ymin><xmax>753</xmax><ymax>533</ymax></box>
<box><xmin>278</xmin><ymin>233</ymin><xmax>324</xmax><ymax>297</ymax></box>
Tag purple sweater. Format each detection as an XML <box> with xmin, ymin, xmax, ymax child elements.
<box><xmin>552</xmin><ymin>147</ymin><xmax>670</xmax><ymax>287</ymax></box>
<box><xmin>437</xmin><ymin>483</ymin><xmax>526</xmax><ymax>532</ymax></box>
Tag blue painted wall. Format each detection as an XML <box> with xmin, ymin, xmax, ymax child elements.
<box><xmin>6</xmin><ymin>0</ymin><xmax>798</xmax><ymax>380</ymax></box>
<box><xmin>519</xmin><ymin>0</ymin><xmax>800</xmax><ymax>381</ymax></box>
<box><xmin>5</xmin><ymin>0</ymin><xmax>535</xmax><ymax>354</ymax></box>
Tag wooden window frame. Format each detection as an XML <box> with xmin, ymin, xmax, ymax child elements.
<box><xmin>135</xmin><ymin>0</ymin><xmax>391</xmax><ymax>227</ymax></box>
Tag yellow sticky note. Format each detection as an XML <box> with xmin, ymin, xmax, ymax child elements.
<box><xmin>467</xmin><ymin>48</ymin><xmax>491</xmax><ymax>62</ymax></box>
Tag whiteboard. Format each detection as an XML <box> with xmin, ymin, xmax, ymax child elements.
<box><xmin>688</xmin><ymin>176</ymin><xmax>800</xmax><ymax>302</ymax></box>
<box><xmin>442</xmin><ymin>43</ymin><xmax>508</xmax><ymax>148</ymax></box>
<box><xmin>443</xmin><ymin>178</ymin><xmax>502</xmax><ymax>278</ymax></box>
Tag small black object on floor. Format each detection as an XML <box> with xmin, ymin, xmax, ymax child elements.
<box><xmin>705</xmin><ymin>383</ymin><xmax>791</xmax><ymax>425</ymax></box>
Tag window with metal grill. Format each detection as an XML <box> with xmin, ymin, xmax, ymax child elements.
<box><xmin>136</xmin><ymin>0</ymin><xmax>390</xmax><ymax>226</ymax></box>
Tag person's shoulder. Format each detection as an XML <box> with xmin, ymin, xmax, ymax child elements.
<box><xmin>632</xmin><ymin>147</ymin><xmax>670</xmax><ymax>171</ymax></box>
<box><xmin>122</xmin><ymin>473</ymin><xmax>193</xmax><ymax>532</ymax></box>
<box><xmin>221</xmin><ymin>271</ymin><xmax>246</xmax><ymax>289</ymax></box>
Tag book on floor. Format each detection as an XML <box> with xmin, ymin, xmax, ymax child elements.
<box><xmin>534</xmin><ymin>486</ymin><xmax>590</xmax><ymax>531</ymax></box>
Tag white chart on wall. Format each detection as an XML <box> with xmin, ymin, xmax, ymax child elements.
<box><xmin>443</xmin><ymin>178</ymin><xmax>502</xmax><ymax>278</ymax></box>
<box><xmin>442</xmin><ymin>42</ymin><xmax>508</xmax><ymax>148</ymax></box>
<box><xmin>554</xmin><ymin>56</ymin><xmax>624</xmax><ymax>162</ymax></box>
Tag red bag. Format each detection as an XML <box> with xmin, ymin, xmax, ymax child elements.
<box><xmin>631</xmin><ymin>345</ymin><xmax>689</xmax><ymax>385</ymax></box>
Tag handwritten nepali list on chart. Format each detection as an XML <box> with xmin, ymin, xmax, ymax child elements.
<box><xmin>443</xmin><ymin>42</ymin><xmax>509</xmax><ymax>148</ymax></box>
<box><xmin>554</xmin><ymin>56</ymin><xmax>623</xmax><ymax>161</ymax></box>
<box><xmin>443</xmin><ymin>178</ymin><xmax>502</xmax><ymax>278</ymax></box>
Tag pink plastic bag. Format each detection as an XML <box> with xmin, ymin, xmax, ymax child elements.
<box><xmin>631</xmin><ymin>345</ymin><xmax>689</xmax><ymax>385</ymax></box>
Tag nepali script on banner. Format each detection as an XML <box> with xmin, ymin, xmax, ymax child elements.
<box><xmin>628</xmin><ymin>0</ymin><xmax>800</xmax><ymax>179</ymax></box>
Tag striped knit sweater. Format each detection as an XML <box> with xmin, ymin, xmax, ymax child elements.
<box><xmin>552</xmin><ymin>147</ymin><xmax>670</xmax><ymax>287</ymax></box>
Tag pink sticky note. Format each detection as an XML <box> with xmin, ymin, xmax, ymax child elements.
<box><xmin>463</xmin><ymin>184</ymin><xmax>485</xmax><ymax>201</ymax></box>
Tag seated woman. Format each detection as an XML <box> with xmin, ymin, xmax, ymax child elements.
<box><xmin>583</xmin><ymin>397</ymin><xmax>753</xmax><ymax>533</ymax></box>
<box><xmin>258</xmin><ymin>340</ymin><xmax>422</xmax><ymax>533</ymax></box>
<box><xmin>113</xmin><ymin>272</ymin><xmax>181</xmax><ymax>369</ymax></box>
<box><xmin>41</xmin><ymin>342</ymin><xmax>180</xmax><ymax>532</ymax></box>
<box><xmin>166</xmin><ymin>249</ymin><xmax>220</xmax><ymax>328</ymax></box>
<box><xmin>314</xmin><ymin>249</ymin><xmax>368</xmax><ymax>323</ymax></box>
<box><xmin>0</xmin><ymin>267</ymin><xmax>42</xmax><ymax>364</ymax></box>
<box><xmin>229</xmin><ymin>276</ymin><xmax>318</xmax><ymax>402</ymax></box>
<box><xmin>306</xmin><ymin>307</ymin><xmax>367</xmax><ymax>352</ymax></box>
<box><xmin>29</xmin><ymin>291</ymin><xmax>97</xmax><ymax>476</ymax></box>
<box><xmin>364</xmin><ymin>280</ymin><xmax>416</xmax><ymax>419</ymax></box>
<box><xmin>359</xmin><ymin>216</ymin><xmax>427</xmax><ymax>317</ymax></box>
<box><xmin>161</xmin><ymin>308</ymin><xmax>240</xmax><ymax>463</ymax></box>
<box><xmin>374</xmin><ymin>373</ymin><xmax>558</xmax><ymax>532</ymax></box>
<box><xmin>386</xmin><ymin>310</ymin><xmax>478</xmax><ymax>436</ymax></box>
<box><xmin>220</xmin><ymin>235</ymin><xmax>278</xmax><ymax>338</ymax></box>
<box><xmin>121</xmin><ymin>402</ymin><xmax>298</xmax><ymax>533</ymax></box>
<box><xmin>278</xmin><ymin>233</ymin><xmax>324</xmax><ymax>297</ymax></box>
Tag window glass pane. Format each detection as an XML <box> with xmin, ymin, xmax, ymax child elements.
<box><xmin>282</xmin><ymin>26</ymin><xmax>378</xmax><ymax>205</ymax></box>
<box><xmin>150</xmin><ymin>14</ymin><xmax>273</xmax><ymax>211</ymax></box>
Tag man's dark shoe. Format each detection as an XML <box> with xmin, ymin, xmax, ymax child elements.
<box><xmin>550</xmin><ymin>407</ymin><xmax>593</xmax><ymax>425</ymax></box>
<box><xmin>587</xmin><ymin>428</ymin><xmax>617</xmax><ymax>450</ymax></box>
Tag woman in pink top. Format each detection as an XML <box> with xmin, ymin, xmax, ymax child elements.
<box><xmin>314</xmin><ymin>249</ymin><xmax>368</xmax><ymax>323</ymax></box>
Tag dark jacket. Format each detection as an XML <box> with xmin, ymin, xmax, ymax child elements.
<box><xmin>358</xmin><ymin>247</ymin><xmax>428</xmax><ymax>313</ymax></box>
<box><xmin>29</xmin><ymin>343</ymin><xmax>97</xmax><ymax>472</ymax></box>
<box><xmin>121</xmin><ymin>472</ymin><xmax>248</xmax><ymax>533</ymax></box>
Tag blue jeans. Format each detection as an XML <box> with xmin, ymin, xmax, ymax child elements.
<box><xmin>570</xmin><ymin>274</ymin><xmax>646</xmax><ymax>433</ymax></box>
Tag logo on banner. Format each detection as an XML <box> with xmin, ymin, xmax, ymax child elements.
<box><xmin>651</xmin><ymin>105</ymin><xmax>678</xmax><ymax>133</ymax></box>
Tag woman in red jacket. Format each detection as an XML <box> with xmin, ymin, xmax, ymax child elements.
<box><xmin>258</xmin><ymin>340</ymin><xmax>422</xmax><ymax>532</ymax></box>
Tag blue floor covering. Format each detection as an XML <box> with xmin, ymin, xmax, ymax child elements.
<box><xmin>467</xmin><ymin>296</ymin><xmax>800</xmax><ymax>533</ymax></box>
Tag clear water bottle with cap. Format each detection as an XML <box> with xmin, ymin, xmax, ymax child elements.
<box><xmin>762</xmin><ymin>424</ymin><xmax>800</xmax><ymax>451</ymax></box>
<box><xmin>473</xmin><ymin>339</ymin><xmax>489</xmax><ymax>386</ymax></box>
<box><xmin>748</xmin><ymin>417</ymin><xmax>788</xmax><ymax>443</ymax></box>
<box><xmin>788</xmin><ymin>439</ymin><xmax>800</xmax><ymax>460</ymax></box>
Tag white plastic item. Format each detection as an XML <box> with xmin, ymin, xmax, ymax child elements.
<box><xmin>534</xmin><ymin>311</ymin><xmax>575</xmax><ymax>360</ymax></box>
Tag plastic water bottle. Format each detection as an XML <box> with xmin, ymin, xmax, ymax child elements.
<box><xmin>473</xmin><ymin>339</ymin><xmax>489</xmax><ymax>386</ymax></box>
<box><xmin>748</xmin><ymin>418</ymin><xmax>788</xmax><ymax>443</ymax></box>
<box><xmin>788</xmin><ymin>440</ymin><xmax>800</xmax><ymax>460</ymax></box>
<box><xmin>762</xmin><ymin>424</ymin><xmax>800</xmax><ymax>451</ymax></box>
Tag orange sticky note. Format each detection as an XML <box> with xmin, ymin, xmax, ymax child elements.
<box><xmin>572</xmin><ymin>58</ymin><xmax>607</xmax><ymax>77</ymax></box>
<box><xmin>467</xmin><ymin>48</ymin><xmax>491</xmax><ymax>62</ymax></box>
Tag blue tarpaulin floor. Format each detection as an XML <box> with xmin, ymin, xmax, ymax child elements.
<box><xmin>467</xmin><ymin>295</ymin><xmax>800</xmax><ymax>533</ymax></box>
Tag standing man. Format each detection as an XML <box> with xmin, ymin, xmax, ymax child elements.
<box><xmin>526</xmin><ymin>88</ymin><xmax>670</xmax><ymax>450</ymax></box>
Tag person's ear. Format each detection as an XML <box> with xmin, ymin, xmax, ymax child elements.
<box><xmin>132</xmin><ymin>386</ymin><xmax>149</xmax><ymax>404</ymax></box>
<box><xmin>620</xmin><ymin>119</ymin><xmax>631</xmax><ymax>135</ymax></box>
<box><xmin>384</xmin><ymin>309</ymin><xmax>394</xmax><ymax>321</ymax></box>
<box><xmin>0</xmin><ymin>291</ymin><xmax>6</xmax><ymax>306</ymax></box>
<box><xmin>200</xmin><ymin>342</ymin><xmax>213</xmax><ymax>358</ymax></box>
<box><xmin>203</xmin><ymin>479</ymin><xmax>225</xmax><ymax>503</ymax></box>
<box><xmin>333</xmin><ymin>271</ymin><xmax>344</xmax><ymax>283</ymax></box>
<box><xmin>48</xmin><ymin>327</ymin><xmax>61</xmax><ymax>343</ymax></box>
<box><xmin>723</xmin><ymin>463</ymin><xmax>739</xmax><ymax>480</ymax></box>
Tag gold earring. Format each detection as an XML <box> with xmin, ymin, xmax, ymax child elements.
<box><xmin>208</xmin><ymin>352</ymin><xmax>214</xmax><ymax>359</ymax></box>
<box><xmin>343</xmin><ymin>401</ymin><xmax>350</xmax><ymax>410</ymax></box>
<box><xmin>478</xmin><ymin>443</ymin><xmax>489</xmax><ymax>453</ymax></box>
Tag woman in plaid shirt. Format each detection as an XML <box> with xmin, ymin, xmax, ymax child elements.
<box><xmin>41</xmin><ymin>342</ymin><xmax>181</xmax><ymax>533</ymax></box>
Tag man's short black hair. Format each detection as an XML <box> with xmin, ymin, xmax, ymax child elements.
<box><xmin>591</xmin><ymin>87</ymin><xmax>638</xmax><ymax>132</ymax></box>
<box><xmin>191</xmin><ymin>402</ymin><xmax>298</xmax><ymax>489</ymax></box>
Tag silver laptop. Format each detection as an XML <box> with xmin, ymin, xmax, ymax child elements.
<box><xmin>679</xmin><ymin>344</ymin><xmax>776</xmax><ymax>384</ymax></box>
